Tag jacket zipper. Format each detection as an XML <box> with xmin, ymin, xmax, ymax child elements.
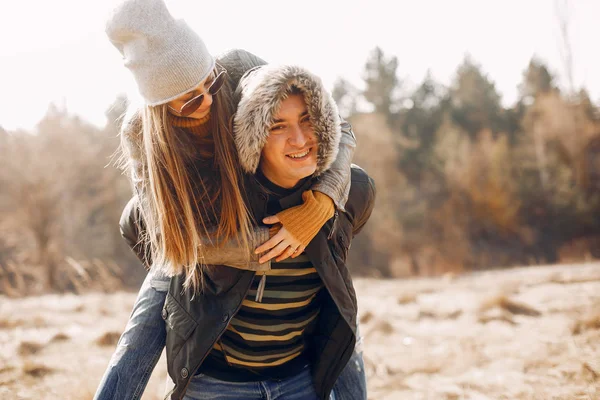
<box><xmin>327</xmin><ymin>210</ymin><xmax>339</xmax><ymax>240</ymax></box>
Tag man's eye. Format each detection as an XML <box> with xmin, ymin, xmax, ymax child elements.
<box><xmin>270</xmin><ymin>125</ymin><xmax>285</xmax><ymax>132</ymax></box>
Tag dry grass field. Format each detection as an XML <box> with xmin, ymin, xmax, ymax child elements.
<box><xmin>1</xmin><ymin>263</ymin><xmax>599</xmax><ymax>400</ymax></box>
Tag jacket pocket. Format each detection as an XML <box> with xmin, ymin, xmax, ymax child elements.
<box><xmin>163</xmin><ymin>293</ymin><xmax>198</xmax><ymax>373</ymax></box>
<box><xmin>162</xmin><ymin>293</ymin><xmax>197</xmax><ymax>341</ymax></box>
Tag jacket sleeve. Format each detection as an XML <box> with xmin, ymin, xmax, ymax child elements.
<box><xmin>217</xmin><ymin>48</ymin><xmax>268</xmax><ymax>89</ymax></box>
<box><xmin>347</xmin><ymin>167</ymin><xmax>376</xmax><ymax>237</ymax></box>
<box><xmin>119</xmin><ymin>196</ymin><xmax>152</xmax><ymax>270</ymax></box>
<box><xmin>119</xmin><ymin>197</ymin><xmax>271</xmax><ymax>272</ymax></box>
<box><xmin>311</xmin><ymin>117</ymin><xmax>356</xmax><ymax>211</ymax></box>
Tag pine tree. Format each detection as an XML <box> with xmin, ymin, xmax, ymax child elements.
<box><xmin>449</xmin><ymin>55</ymin><xmax>505</xmax><ymax>138</ymax></box>
<box><xmin>363</xmin><ymin>47</ymin><xmax>400</xmax><ymax>118</ymax></box>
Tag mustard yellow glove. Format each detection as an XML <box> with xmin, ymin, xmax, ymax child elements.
<box><xmin>275</xmin><ymin>190</ymin><xmax>335</xmax><ymax>247</ymax></box>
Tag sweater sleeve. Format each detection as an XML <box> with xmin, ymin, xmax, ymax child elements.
<box><xmin>119</xmin><ymin>197</ymin><xmax>271</xmax><ymax>273</ymax></box>
<box><xmin>310</xmin><ymin>117</ymin><xmax>356</xmax><ymax>211</ymax></box>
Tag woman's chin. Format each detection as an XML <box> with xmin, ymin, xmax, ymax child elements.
<box><xmin>190</xmin><ymin>110</ymin><xmax>211</xmax><ymax>123</ymax></box>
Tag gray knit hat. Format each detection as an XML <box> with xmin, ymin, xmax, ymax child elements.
<box><xmin>105</xmin><ymin>0</ymin><xmax>215</xmax><ymax>106</ymax></box>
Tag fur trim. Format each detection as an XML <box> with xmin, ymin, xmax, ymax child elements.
<box><xmin>233</xmin><ymin>64</ymin><xmax>341</xmax><ymax>176</ymax></box>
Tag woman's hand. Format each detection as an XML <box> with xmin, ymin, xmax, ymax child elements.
<box><xmin>255</xmin><ymin>215</ymin><xmax>306</xmax><ymax>263</ymax></box>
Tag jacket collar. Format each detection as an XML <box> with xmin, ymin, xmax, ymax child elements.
<box><xmin>246</xmin><ymin>173</ymin><xmax>315</xmax><ymax>220</ymax></box>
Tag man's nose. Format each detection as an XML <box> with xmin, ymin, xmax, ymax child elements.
<box><xmin>288</xmin><ymin>124</ymin><xmax>308</xmax><ymax>147</ymax></box>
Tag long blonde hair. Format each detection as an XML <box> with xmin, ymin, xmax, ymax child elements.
<box><xmin>122</xmin><ymin>78</ymin><xmax>253</xmax><ymax>293</ymax></box>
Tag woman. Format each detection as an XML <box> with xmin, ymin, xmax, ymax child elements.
<box><xmin>95</xmin><ymin>0</ymin><xmax>366</xmax><ymax>399</ymax></box>
<box><xmin>105</xmin><ymin>0</ymin><xmax>354</xmax><ymax>284</ymax></box>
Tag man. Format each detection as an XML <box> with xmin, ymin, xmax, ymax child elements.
<box><xmin>159</xmin><ymin>64</ymin><xmax>375</xmax><ymax>400</ymax></box>
<box><xmin>95</xmin><ymin>64</ymin><xmax>374</xmax><ymax>400</ymax></box>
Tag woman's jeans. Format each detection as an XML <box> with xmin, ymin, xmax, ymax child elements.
<box><xmin>94</xmin><ymin>271</ymin><xmax>367</xmax><ymax>400</ymax></box>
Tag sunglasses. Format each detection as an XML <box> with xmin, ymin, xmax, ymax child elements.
<box><xmin>168</xmin><ymin>68</ymin><xmax>227</xmax><ymax>117</ymax></box>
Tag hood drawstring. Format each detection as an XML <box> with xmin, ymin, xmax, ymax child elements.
<box><xmin>255</xmin><ymin>272</ymin><xmax>266</xmax><ymax>302</ymax></box>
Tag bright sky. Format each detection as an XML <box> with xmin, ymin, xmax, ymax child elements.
<box><xmin>0</xmin><ymin>0</ymin><xmax>598</xmax><ymax>131</ymax></box>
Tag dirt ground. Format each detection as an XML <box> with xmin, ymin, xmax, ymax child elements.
<box><xmin>1</xmin><ymin>263</ymin><xmax>599</xmax><ymax>399</ymax></box>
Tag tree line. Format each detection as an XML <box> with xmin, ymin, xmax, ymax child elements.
<box><xmin>1</xmin><ymin>47</ymin><xmax>599</xmax><ymax>294</ymax></box>
<box><xmin>342</xmin><ymin>47</ymin><xmax>600</xmax><ymax>277</ymax></box>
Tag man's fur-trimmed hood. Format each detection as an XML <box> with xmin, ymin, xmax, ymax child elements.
<box><xmin>233</xmin><ymin>64</ymin><xmax>341</xmax><ymax>176</ymax></box>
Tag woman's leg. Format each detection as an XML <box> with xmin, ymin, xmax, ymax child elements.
<box><xmin>332</xmin><ymin>324</ymin><xmax>367</xmax><ymax>400</ymax></box>
<box><xmin>93</xmin><ymin>270</ymin><xmax>170</xmax><ymax>400</ymax></box>
<box><xmin>331</xmin><ymin>350</ymin><xmax>367</xmax><ymax>400</ymax></box>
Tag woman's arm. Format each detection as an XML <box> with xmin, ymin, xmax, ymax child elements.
<box><xmin>120</xmin><ymin>196</ymin><xmax>271</xmax><ymax>272</ymax></box>
<box><xmin>311</xmin><ymin>118</ymin><xmax>356</xmax><ymax>211</ymax></box>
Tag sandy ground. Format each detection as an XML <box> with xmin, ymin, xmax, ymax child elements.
<box><xmin>1</xmin><ymin>263</ymin><xmax>599</xmax><ymax>400</ymax></box>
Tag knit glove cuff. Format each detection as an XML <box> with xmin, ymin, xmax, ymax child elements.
<box><xmin>275</xmin><ymin>190</ymin><xmax>335</xmax><ymax>247</ymax></box>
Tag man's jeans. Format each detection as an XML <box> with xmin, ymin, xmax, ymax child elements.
<box><xmin>94</xmin><ymin>271</ymin><xmax>367</xmax><ymax>400</ymax></box>
<box><xmin>183</xmin><ymin>366</ymin><xmax>325</xmax><ymax>400</ymax></box>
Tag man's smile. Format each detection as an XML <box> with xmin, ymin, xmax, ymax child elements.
<box><xmin>286</xmin><ymin>148</ymin><xmax>313</xmax><ymax>160</ymax></box>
